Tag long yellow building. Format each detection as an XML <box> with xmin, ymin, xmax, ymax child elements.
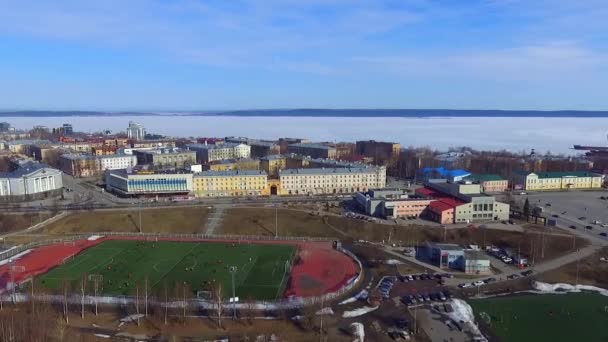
<box><xmin>512</xmin><ymin>171</ymin><xmax>603</xmax><ymax>191</ymax></box>
<box><xmin>193</xmin><ymin>170</ymin><xmax>268</xmax><ymax>197</ymax></box>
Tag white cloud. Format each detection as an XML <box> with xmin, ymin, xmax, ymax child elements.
<box><xmin>354</xmin><ymin>42</ymin><xmax>607</xmax><ymax>82</ymax></box>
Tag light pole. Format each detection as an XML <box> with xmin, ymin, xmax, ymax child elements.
<box><xmin>229</xmin><ymin>266</ymin><xmax>237</xmax><ymax>319</ymax></box>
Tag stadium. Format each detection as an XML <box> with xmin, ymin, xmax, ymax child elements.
<box><xmin>0</xmin><ymin>234</ymin><xmax>361</xmax><ymax>305</ymax></box>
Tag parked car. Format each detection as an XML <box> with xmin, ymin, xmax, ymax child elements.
<box><xmin>546</xmin><ymin>203</ymin><xmax>551</xmax><ymax>206</ymax></box>
<box><xmin>600</xmin><ymin>232</ymin><xmax>607</xmax><ymax>237</ymax></box>
<box><xmin>438</xmin><ymin>291</ymin><xmax>447</xmax><ymax>301</ymax></box>
<box><xmin>458</xmin><ymin>283</ymin><xmax>471</xmax><ymax>288</ymax></box>
<box><xmin>579</xmin><ymin>216</ymin><xmax>587</xmax><ymax>220</ymax></box>
<box><xmin>552</xmin><ymin>214</ymin><xmax>559</xmax><ymax>218</ymax></box>
<box><xmin>473</xmin><ymin>280</ymin><xmax>485</xmax><ymax>287</ymax></box>
<box><xmin>586</xmin><ymin>225</ymin><xmax>593</xmax><ymax>230</ymax></box>
<box><xmin>521</xmin><ymin>270</ymin><xmax>534</xmax><ymax>277</ymax></box>
<box><xmin>484</xmin><ymin>277</ymin><xmax>497</xmax><ymax>284</ymax></box>
<box><xmin>502</xmin><ymin>257</ymin><xmax>513</xmax><ymax>264</ymax></box>
<box><xmin>507</xmin><ymin>274</ymin><xmax>520</xmax><ymax>280</ymax></box>
<box><xmin>569</xmin><ymin>225</ymin><xmax>577</xmax><ymax>229</ymax></box>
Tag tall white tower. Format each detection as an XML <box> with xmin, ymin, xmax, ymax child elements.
<box><xmin>127</xmin><ymin>121</ymin><xmax>146</xmax><ymax>141</ymax></box>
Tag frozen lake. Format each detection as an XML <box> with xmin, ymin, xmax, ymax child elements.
<box><xmin>3</xmin><ymin>115</ymin><xmax>607</xmax><ymax>155</ymax></box>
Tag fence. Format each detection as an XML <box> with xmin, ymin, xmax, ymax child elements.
<box><xmin>0</xmin><ymin>232</ymin><xmax>364</xmax><ymax>309</ymax></box>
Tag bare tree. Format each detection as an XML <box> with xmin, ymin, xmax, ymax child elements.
<box><xmin>62</xmin><ymin>279</ymin><xmax>69</xmax><ymax>324</ymax></box>
<box><xmin>213</xmin><ymin>283</ymin><xmax>224</xmax><ymax>329</ymax></box>
<box><xmin>135</xmin><ymin>285</ymin><xmax>140</xmax><ymax>326</ymax></box>
<box><xmin>80</xmin><ymin>274</ymin><xmax>87</xmax><ymax>319</ymax></box>
<box><xmin>144</xmin><ymin>276</ymin><xmax>149</xmax><ymax>317</ymax></box>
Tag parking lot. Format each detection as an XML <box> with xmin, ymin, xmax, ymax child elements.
<box><xmin>514</xmin><ymin>190</ymin><xmax>608</xmax><ymax>240</ymax></box>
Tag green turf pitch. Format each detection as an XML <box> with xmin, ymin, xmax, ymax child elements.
<box><xmin>469</xmin><ymin>292</ymin><xmax>608</xmax><ymax>342</ymax></box>
<box><xmin>37</xmin><ymin>240</ymin><xmax>297</xmax><ymax>300</ymax></box>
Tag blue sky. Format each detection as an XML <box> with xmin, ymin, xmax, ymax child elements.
<box><xmin>0</xmin><ymin>0</ymin><xmax>606</xmax><ymax>111</ymax></box>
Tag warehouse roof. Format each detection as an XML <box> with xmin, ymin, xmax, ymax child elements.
<box><xmin>288</xmin><ymin>143</ymin><xmax>334</xmax><ymax>150</ymax></box>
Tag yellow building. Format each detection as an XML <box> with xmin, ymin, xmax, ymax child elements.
<box><xmin>193</xmin><ymin>170</ymin><xmax>268</xmax><ymax>197</ymax></box>
<box><xmin>260</xmin><ymin>155</ymin><xmax>287</xmax><ymax>177</ymax></box>
<box><xmin>513</xmin><ymin>171</ymin><xmax>603</xmax><ymax>191</ymax></box>
<box><xmin>206</xmin><ymin>158</ymin><xmax>260</xmax><ymax>172</ymax></box>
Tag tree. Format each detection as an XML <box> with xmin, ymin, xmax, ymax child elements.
<box><xmin>523</xmin><ymin>198</ymin><xmax>530</xmax><ymax>219</ymax></box>
<box><xmin>213</xmin><ymin>283</ymin><xmax>224</xmax><ymax>329</ymax></box>
<box><xmin>80</xmin><ymin>274</ymin><xmax>87</xmax><ymax>319</ymax></box>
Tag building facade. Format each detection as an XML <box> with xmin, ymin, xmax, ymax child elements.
<box><xmin>126</xmin><ymin>121</ymin><xmax>146</xmax><ymax>141</ymax></box>
<box><xmin>0</xmin><ymin>161</ymin><xmax>63</xmax><ymax>200</ymax></box>
<box><xmin>206</xmin><ymin>158</ymin><xmax>260</xmax><ymax>172</ymax></box>
<box><xmin>59</xmin><ymin>154</ymin><xmax>137</xmax><ymax>177</ymax></box>
<box><xmin>279</xmin><ymin>166</ymin><xmax>386</xmax><ymax>195</ymax></box>
<box><xmin>98</xmin><ymin>154</ymin><xmax>138</xmax><ymax>171</ymax></box>
<box><xmin>105</xmin><ymin>169</ymin><xmax>193</xmax><ymax>196</ymax></box>
<box><xmin>511</xmin><ymin>171</ymin><xmax>603</xmax><ymax>191</ymax></box>
<box><xmin>463</xmin><ymin>174</ymin><xmax>509</xmax><ymax>193</ymax></box>
<box><xmin>260</xmin><ymin>155</ymin><xmax>287</xmax><ymax>178</ymax></box>
<box><xmin>287</xmin><ymin>143</ymin><xmax>337</xmax><ymax>159</ymax></box>
<box><xmin>135</xmin><ymin>149</ymin><xmax>197</xmax><ymax>168</ymax></box>
<box><xmin>193</xmin><ymin>170</ymin><xmax>268</xmax><ymax>197</ymax></box>
<box><xmin>187</xmin><ymin>143</ymin><xmax>251</xmax><ymax>164</ymax></box>
<box><xmin>355</xmin><ymin>140</ymin><xmax>400</xmax><ymax>160</ymax></box>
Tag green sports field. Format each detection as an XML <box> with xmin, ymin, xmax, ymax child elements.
<box><xmin>38</xmin><ymin>240</ymin><xmax>297</xmax><ymax>300</ymax></box>
<box><xmin>470</xmin><ymin>292</ymin><xmax>608</xmax><ymax>342</ymax></box>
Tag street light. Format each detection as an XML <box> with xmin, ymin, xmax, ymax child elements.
<box><xmin>229</xmin><ymin>266</ymin><xmax>238</xmax><ymax>319</ymax></box>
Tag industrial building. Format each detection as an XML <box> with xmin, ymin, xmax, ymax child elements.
<box><xmin>0</xmin><ymin>161</ymin><xmax>63</xmax><ymax>200</ymax></box>
<box><xmin>418</xmin><ymin>167</ymin><xmax>471</xmax><ymax>182</ymax></box>
<box><xmin>354</xmin><ymin>189</ymin><xmax>433</xmax><ymax>219</ymax></box>
<box><xmin>134</xmin><ymin>149</ymin><xmax>197</xmax><ymax>169</ymax></box>
<box><xmin>511</xmin><ymin>170</ymin><xmax>604</xmax><ymax>191</ymax></box>
<box><xmin>423</xmin><ymin>243</ymin><xmax>491</xmax><ymax>275</ymax></box>
<box><xmin>105</xmin><ymin>168</ymin><xmax>193</xmax><ymax>196</ymax></box>
<box><xmin>193</xmin><ymin>170</ymin><xmax>268</xmax><ymax>197</ymax></box>
<box><xmin>286</xmin><ymin>143</ymin><xmax>337</xmax><ymax>159</ymax></box>
<box><xmin>187</xmin><ymin>143</ymin><xmax>251</xmax><ymax>164</ymax></box>
<box><xmin>279</xmin><ymin>166</ymin><xmax>386</xmax><ymax>195</ymax></box>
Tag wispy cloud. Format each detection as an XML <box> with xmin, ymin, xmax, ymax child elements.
<box><xmin>354</xmin><ymin>42</ymin><xmax>607</xmax><ymax>82</ymax></box>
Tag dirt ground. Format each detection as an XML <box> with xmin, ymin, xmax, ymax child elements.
<box><xmin>0</xmin><ymin>213</ymin><xmax>51</xmax><ymax>234</ymax></box>
<box><xmin>41</xmin><ymin>207</ymin><xmax>210</xmax><ymax>234</ymax></box>
<box><xmin>537</xmin><ymin>247</ymin><xmax>608</xmax><ymax>288</ymax></box>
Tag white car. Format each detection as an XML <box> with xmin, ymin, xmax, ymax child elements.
<box><xmin>502</xmin><ymin>257</ymin><xmax>513</xmax><ymax>263</ymax></box>
<box><xmin>473</xmin><ymin>280</ymin><xmax>485</xmax><ymax>287</ymax></box>
<box><xmin>519</xmin><ymin>192</ymin><xmax>527</xmax><ymax>195</ymax></box>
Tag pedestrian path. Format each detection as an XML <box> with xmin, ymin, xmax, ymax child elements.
<box><xmin>204</xmin><ymin>205</ymin><xmax>225</xmax><ymax>235</ymax></box>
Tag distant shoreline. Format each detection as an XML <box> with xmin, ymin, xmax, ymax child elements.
<box><xmin>1</xmin><ymin>109</ymin><xmax>608</xmax><ymax>118</ymax></box>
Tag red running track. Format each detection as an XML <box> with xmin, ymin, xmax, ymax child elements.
<box><xmin>0</xmin><ymin>237</ymin><xmax>359</xmax><ymax>298</ymax></box>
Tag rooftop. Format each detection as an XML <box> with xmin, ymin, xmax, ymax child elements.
<box><xmin>195</xmin><ymin>170</ymin><xmax>267</xmax><ymax>177</ymax></box>
<box><xmin>464</xmin><ymin>250</ymin><xmax>490</xmax><ymax>260</ymax></box>
<box><xmin>280</xmin><ymin>167</ymin><xmax>376</xmax><ymax>176</ymax></box>
<box><xmin>288</xmin><ymin>143</ymin><xmax>334</xmax><ymax>150</ymax></box>
<box><xmin>464</xmin><ymin>174</ymin><xmax>505</xmax><ymax>182</ymax></box>
<box><xmin>261</xmin><ymin>154</ymin><xmax>286</xmax><ymax>161</ymax></box>
<box><xmin>187</xmin><ymin>142</ymin><xmax>245</xmax><ymax>150</ymax></box>
<box><xmin>428</xmin><ymin>243</ymin><xmax>463</xmax><ymax>251</ymax></box>
<box><xmin>0</xmin><ymin>161</ymin><xmax>59</xmax><ymax>178</ymax></box>
<box><xmin>110</xmin><ymin>168</ymin><xmax>192</xmax><ymax>176</ymax></box>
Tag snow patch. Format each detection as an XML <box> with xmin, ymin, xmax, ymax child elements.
<box><xmin>120</xmin><ymin>313</ymin><xmax>144</xmax><ymax>323</ymax></box>
<box><xmin>386</xmin><ymin>259</ymin><xmax>403</xmax><ymax>265</ymax></box>
<box><xmin>94</xmin><ymin>334</ymin><xmax>111</xmax><ymax>339</ymax></box>
<box><xmin>350</xmin><ymin>322</ymin><xmax>365</xmax><ymax>342</ymax></box>
<box><xmin>532</xmin><ymin>281</ymin><xmax>608</xmax><ymax>297</ymax></box>
<box><xmin>342</xmin><ymin>306</ymin><xmax>378</xmax><ymax>318</ymax></box>
<box><xmin>338</xmin><ymin>290</ymin><xmax>368</xmax><ymax>305</ymax></box>
<box><xmin>316</xmin><ymin>307</ymin><xmax>334</xmax><ymax>316</ymax></box>
<box><xmin>88</xmin><ymin>235</ymin><xmax>103</xmax><ymax>241</ymax></box>
<box><xmin>448</xmin><ymin>299</ymin><xmax>486</xmax><ymax>341</ymax></box>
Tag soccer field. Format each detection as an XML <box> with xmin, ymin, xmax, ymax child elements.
<box><xmin>470</xmin><ymin>292</ymin><xmax>608</xmax><ymax>342</ymax></box>
<box><xmin>37</xmin><ymin>240</ymin><xmax>297</xmax><ymax>300</ymax></box>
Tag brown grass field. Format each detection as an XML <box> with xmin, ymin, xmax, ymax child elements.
<box><xmin>537</xmin><ymin>247</ymin><xmax>608</xmax><ymax>288</ymax></box>
<box><xmin>41</xmin><ymin>207</ymin><xmax>210</xmax><ymax>234</ymax></box>
<box><xmin>0</xmin><ymin>213</ymin><xmax>51</xmax><ymax>234</ymax></box>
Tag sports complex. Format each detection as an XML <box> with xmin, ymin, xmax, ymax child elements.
<box><xmin>0</xmin><ymin>234</ymin><xmax>360</xmax><ymax>304</ymax></box>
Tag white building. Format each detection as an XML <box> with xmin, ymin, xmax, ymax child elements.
<box><xmin>0</xmin><ymin>161</ymin><xmax>63</xmax><ymax>199</ymax></box>
<box><xmin>187</xmin><ymin>143</ymin><xmax>251</xmax><ymax>163</ymax></box>
<box><xmin>99</xmin><ymin>154</ymin><xmax>138</xmax><ymax>170</ymax></box>
<box><xmin>279</xmin><ymin>166</ymin><xmax>386</xmax><ymax>195</ymax></box>
<box><xmin>127</xmin><ymin>121</ymin><xmax>146</xmax><ymax>141</ymax></box>
<box><xmin>105</xmin><ymin>169</ymin><xmax>193</xmax><ymax>196</ymax></box>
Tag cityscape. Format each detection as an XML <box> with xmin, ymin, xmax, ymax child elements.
<box><xmin>1</xmin><ymin>1</ymin><xmax>608</xmax><ymax>341</ymax></box>
<box><xmin>0</xmin><ymin>118</ymin><xmax>606</xmax><ymax>341</ymax></box>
